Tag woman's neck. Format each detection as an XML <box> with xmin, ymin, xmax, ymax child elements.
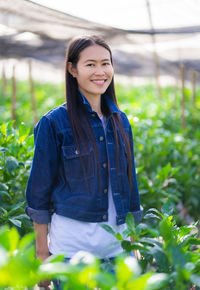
<box><xmin>84</xmin><ymin>93</ymin><xmax>103</xmax><ymax>117</ymax></box>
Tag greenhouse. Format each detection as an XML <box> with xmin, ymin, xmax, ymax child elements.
<box><xmin>0</xmin><ymin>0</ymin><xmax>200</xmax><ymax>289</ymax></box>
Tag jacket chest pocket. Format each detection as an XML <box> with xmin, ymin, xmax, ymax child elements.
<box><xmin>62</xmin><ymin>145</ymin><xmax>95</xmax><ymax>181</ymax></box>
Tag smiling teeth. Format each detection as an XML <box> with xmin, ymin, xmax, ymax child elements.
<box><xmin>92</xmin><ymin>80</ymin><xmax>106</xmax><ymax>84</ymax></box>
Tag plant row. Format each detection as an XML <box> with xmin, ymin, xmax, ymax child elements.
<box><xmin>0</xmin><ymin>205</ymin><xmax>199</xmax><ymax>289</ymax></box>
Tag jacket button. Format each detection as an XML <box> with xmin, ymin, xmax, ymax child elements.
<box><xmin>104</xmin><ymin>188</ymin><xmax>108</xmax><ymax>194</ymax></box>
<box><xmin>99</xmin><ymin>136</ymin><xmax>104</xmax><ymax>141</ymax></box>
<box><xmin>102</xmin><ymin>163</ymin><xmax>107</xmax><ymax>168</ymax></box>
<box><xmin>103</xmin><ymin>215</ymin><xmax>107</xmax><ymax>220</ymax></box>
<box><xmin>91</xmin><ymin>113</ymin><xmax>96</xmax><ymax>117</ymax></box>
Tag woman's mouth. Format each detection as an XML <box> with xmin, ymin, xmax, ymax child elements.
<box><xmin>91</xmin><ymin>79</ymin><xmax>107</xmax><ymax>85</ymax></box>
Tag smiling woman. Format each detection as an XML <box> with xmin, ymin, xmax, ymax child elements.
<box><xmin>25</xmin><ymin>35</ymin><xmax>143</xmax><ymax>289</ymax></box>
<box><xmin>68</xmin><ymin>44</ymin><xmax>114</xmax><ymax>116</ymax></box>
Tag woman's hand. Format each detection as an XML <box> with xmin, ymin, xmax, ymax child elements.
<box><xmin>38</xmin><ymin>279</ymin><xmax>51</xmax><ymax>290</ymax></box>
<box><xmin>34</xmin><ymin>222</ymin><xmax>51</xmax><ymax>289</ymax></box>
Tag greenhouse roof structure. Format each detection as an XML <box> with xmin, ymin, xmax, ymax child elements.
<box><xmin>0</xmin><ymin>0</ymin><xmax>200</xmax><ymax>81</ymax></box>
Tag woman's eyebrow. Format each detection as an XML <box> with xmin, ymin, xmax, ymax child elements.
<box><xmin>84</xmin><ymin>58</ymin><xmax>111</xmax><ymax>63</ymax></box>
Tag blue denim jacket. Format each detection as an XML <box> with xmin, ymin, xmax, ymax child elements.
<box><xmin>25</xmin><ymin>92</ymin><xmax>143</xmax><ymax>225</ymax></box>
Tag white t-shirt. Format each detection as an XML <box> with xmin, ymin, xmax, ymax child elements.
<box><xmin>49</xmin><ymin>114</ymin><xmax>126</xmax><ymax>258</ymax></box>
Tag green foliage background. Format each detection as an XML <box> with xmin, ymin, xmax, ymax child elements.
<box><xmin>0</xmin><ymin>79</ymin><xmax>200</xmax><ymax>289</ymax></box>
<box><xmin>0</xmin><ymin>80</ymin><xmax>200</xmax><ymax>228</ymax></box>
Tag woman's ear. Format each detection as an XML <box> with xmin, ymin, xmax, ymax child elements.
<box><xmin>68</xmin><ymin>62</ymin><xmax>77</xmax><ymax>78</ymax></box>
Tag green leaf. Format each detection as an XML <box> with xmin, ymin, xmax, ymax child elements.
<box><xmin>178</xmin><ymin>225</ymin><xmax>196</xmax><ymax>238</ymax></box>
<box><xmin>181</xmin><ymin>237</ymin><xmax>200</xmax><ymax>248</ymax></box>
<box><xmin>45</xmin><ymin>254</ymin><xmax>65</xmax><ymax>263</ymax></box>
<box><xmin>131</xmin><ymin>242</ymin><xmax>149</xmax><ymax>252</ymax></box>
<box><xmin>18</xmin><ymin>135</ymin><xmax>28</xmax><ymax>145</ymax></box>
<box><xmin>94</xmin><ymin>272</ymin><xmax>116</xmax><ymax>289</ymax></box>
<box><xmin>115</xmin><ymin>257</ymin><xmax>135</xmax><ymax>283</ymax></box>
<box><xmin>19</xmin><ymin>232</ymin><xmax>36</xmax><ymax>250</ymax></box>
<box><xmin>184</xmin><ymin>262</ymin><xmax>195</xmax><ymax>272</ymax></box>
<box><xmin>121</xmin><ymin>240</ymin><xmax>132</xmax><ymax>252</ymax></box>
<box><xmin>126</xmin><ymin>212</ymin><xmax>136</xmax><ymax>234</ymax></box>
<box><xmin>143</xmin><ymin>213</ymin><xmax>161</xmax><ymax>220</ymax></box>
<box><xmin>167</xmin><ymin>244</ymin><xmax>186</xmax><ymax>268</ymax></box>
<box><xmin>8</xmin><ymin>202</ymin><xmax>25</xmax><ymax>215</ymax></box>
<box><xmin>0</xmin><ymin>226</ymin><xmax>10</xmax><ymax>250</ymax></box>
<box><xmin>135</xmin><ymin>223</ymin><xmax>159</xmax><ymax>237</ymax></box>
<box><xmin>115</xmin><ymin>233</ymin><xmax>123</xmax><ymax>241</ymax></box>
<box><xmin>148</xmin><ymin>246</ymin><xmax>169</xmax><ymax>272</ymax></box>
<box><xmin>139</xmin><ymin>238</ymin><xmax>162</xmax><ymax>247</ymax></box>
<box><xmin>0</xmin><ymin>183</ymin><xmax>9</xmax><ymax>191</ymax></box>
<box><xmin>18</xmin><ymin>161</ymin><xmax>25</xmax><ymax>167</ymax></box>
<box><xmin>161</xmin><ymin>200</ymin><xmax>174</xmax><ymax>216</ymax></box>
<box><xmin>19</xmin><ymin>122</ymin><xmax>30</xmax><ymax>138</ymax></box>
<box><xmin>190</xmin><ymin>274</ymin><xmax>200</xmax><ymax>286</ymax></box>
<box><xmin>0</xmin><ymin>207</ymin><xmax>8</xmax><ymax>216</ymax></box>
<box><xmin>1</xmin><ymin>123</ymin><xmax>7</xmax><ymax>135</ymax></box>
<box><xmin>127</xmin><ymin>272</ymin><xmax>152</xmax><ymax>289</ymax></box>
<box><xmin>39</xmin><ymin>261</ymin><xmax>71</xmax><ymax>275</ymax></box>
<box><xmin>136</xmin><ymin>166</ymin><xmax>144</xmax><ymax>174</ymax></box>
<box><xmin>0</xmin><ymin>191</ymin><xmax>11</xmax><ymax>200</ymax></box>
<box><xmin>13</xmin><ymin>214</ymin><xmax>29</xmax><ymax>220</ymax></box>
<box><xmin>159</xmin><ymin>217</ymin><xmax>173</xmax><ymax>242</ymax></box>
<box><xmin>100</xmin><ymin>224</ymin><xmax>116</xmax><ymax>236</ymax></box>
<box><xmin>136</xmin><ymin>223</ymin><xmax>148</xmax><ymax>235</ymax></box>
<box><xmin>122</xmin><ymin>228</ymin><xmax>130</xmax><ymax>237</ymax></box>
<box><xmin>0</xmin><ymin>147</ymin><xmax>9</xmax><ymax>153</ymax></box>
<box><xmin>146</xmin><ymin>208</ymin><xmax>163</xmax><ymax>217</ymax></box>
<box><xmin>6</xmin><ymin>156</ymin><xmax>18</xmax><ymax>174</ymax></box>
<box><xmin>0</xmin><ymin>246</ymin><xmax>9</xmax><ymax>267</ymax></box>
<box><xmin>6</xmin><ymin>120</ymin><xmax>15</xmax><ymax>133</ymax></box>
<box><xmin>146</xmin><ymin>273</ymin><xmax>169</xmax><ymax>290</ymax></box>
<box><xmin>9</xmin><ymin>218</ymin><xmax>22</xmax><ymax>228</ymax></box>
<box><xmin>8</xmin><ymin>227</ymin><xmax>20</xmax><ymax>252</ymax></box>
<box><xmin>156</xmin><ymin>163</ymin><xmax>171</xmax><ymax>181</ymax></box>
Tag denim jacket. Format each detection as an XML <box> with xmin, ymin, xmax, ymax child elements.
<box><xmin>25</xmin><ymin>92</ymin><xmax>143</xmax><ymax>225</ymax></box>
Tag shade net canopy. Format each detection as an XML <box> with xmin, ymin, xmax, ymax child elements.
<box><xmin>0</xmin><ymin>0</ymin><xmax>200</xmax><ymax>82</ymax></box>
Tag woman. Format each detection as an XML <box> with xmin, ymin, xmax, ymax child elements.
<box><xmin>25</xmin><ymin>35</ymin><xmax>143</xmax><ymax>288</ymax></box>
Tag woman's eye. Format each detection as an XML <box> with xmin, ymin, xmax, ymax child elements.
<box><xmin>87</xmin><ymin>63</ymin><xmax>94</xmax><ymax>67</ymax></box>
<box><xmin>103</xmin><ymin>62</ymin><xmax>110</xmax><ymax>66</ymax></box>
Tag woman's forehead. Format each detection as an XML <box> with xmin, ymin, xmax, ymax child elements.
<box><xmin>79</xmin><ymin>45</ymin><xmax>111</xmax><ymax>62</ymax></box>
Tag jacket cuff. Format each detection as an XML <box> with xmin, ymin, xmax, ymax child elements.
<box><xmin>132</xmin><ymin>206</ymin><xmax>143</xmax><ymax>223</ymax></box>
<box><xmin>25</xmin><ymin>206</ymin><xmax>51</xmax><ymax>224</ymax></box>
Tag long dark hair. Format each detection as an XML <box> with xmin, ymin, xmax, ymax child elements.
<box><xmin>65</xmin><ymin>35</ymin><xmax>133</xmax><ymax>191</ymax></box>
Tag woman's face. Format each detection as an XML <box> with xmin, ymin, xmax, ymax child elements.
<box><xmin>69</xmin><ymin>44</ymin><xmax>114</xmax><ymax>100</ymax></box>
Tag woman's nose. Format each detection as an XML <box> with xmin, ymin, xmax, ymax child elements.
<box><xmin>94</xmin><ymin>65</ymin><xmax>105</xmax><ymax>75</ymax></box>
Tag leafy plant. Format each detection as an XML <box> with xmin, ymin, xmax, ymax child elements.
<box><xmin>102</xmin><ymin>202</ymin><xmax>200</xmax><ymax>289</ymax></box>
<box><xmin>0</xmin><ymin>225</ymin><xmax>169</xmax><ymax>290</ymax></box>
<box><xmin>0</xmin><ymin>121</ymin><xmax>33</xmax><ymax>235</ymax></box>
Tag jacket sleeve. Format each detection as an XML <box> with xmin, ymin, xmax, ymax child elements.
<box><xmin>25</xmin><ymin>116</ymin><xmax>60</xmax><ymax>224</ymax></box>
<box><xmin>128</xmin><ymin>121</ymin><xmax>143</xmax><ymax>223</ymax></box>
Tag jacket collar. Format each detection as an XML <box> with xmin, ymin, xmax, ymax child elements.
<box><xmin>78</xmin><ymin>89</ymin><xmax>120</xmax><ymax>115</ymax></box>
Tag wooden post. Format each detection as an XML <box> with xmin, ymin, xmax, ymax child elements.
<box><xmin>173</xmin><ymin>69</ymin><xmax>179</xmax><ymax>109</ymax></box>
<box><xmin>11</xmin><ymin>65</ymin><xmax>17</xmax><ymax>124</ymax></box>
<box><xmin>28</xmin><ymin>60</ymin><xmax>38</xmax><ymax>125</ymax></box>
<box><xmin>191</xmin><ymin>69</ymin><xmax>196</xmax><ymax>108</ymax></box>
<box><xmin>180</xmin><ymin>64</ymin><xmax>185</xmax><ymax>130</ymax></box>
<box><xmin>2</xmin><ymin>63</ymin><xmax>7</xmax><ymax>96</ymax></box>
<box><xmin>145</xmin><ymin>0</ymin><xmax>162</xmax><ymax>99</ymax></box>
